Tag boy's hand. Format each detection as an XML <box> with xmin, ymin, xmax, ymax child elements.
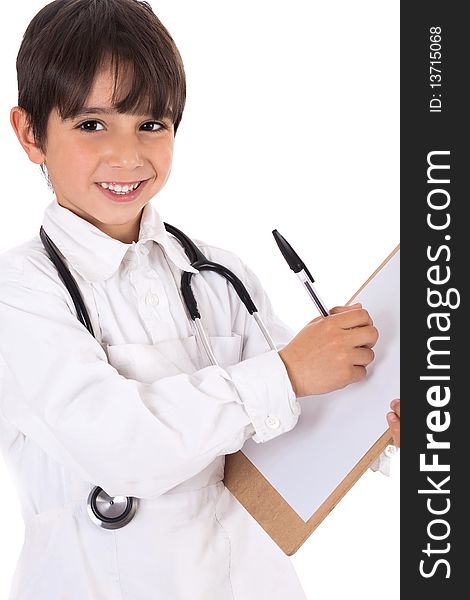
<box><xmin>386</xmin><ymin>399</ymin><xmax>400</xmax><ymax>447</ymax></box>
<box><xmin>278</xmin><ymin>303</ymin><xmax>379</xmax><ymax>397</ymax></box>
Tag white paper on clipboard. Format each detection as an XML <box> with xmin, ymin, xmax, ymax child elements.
<box><xmin>241</xmin><ymin>250</ymin><xmax>400</xmax><ymax>522</ymax></box>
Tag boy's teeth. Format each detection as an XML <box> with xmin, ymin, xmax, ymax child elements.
<box><xmin>99</xmin><ymin>181</ymin><xmax>141</xmax><ymax>193</ymax></box>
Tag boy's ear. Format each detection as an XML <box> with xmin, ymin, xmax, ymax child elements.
<box><xmin>10</xmin><ymin>106</ymin><xmax>46</xmax><ymax>165</ymax></box>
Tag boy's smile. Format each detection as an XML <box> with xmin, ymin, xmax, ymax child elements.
<box><xmin>11</xmin><ymin>63</ymin><xmax>175</xmax><ymax>244</ymax></box>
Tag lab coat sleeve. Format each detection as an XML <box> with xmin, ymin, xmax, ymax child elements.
<box><xmin>224</xmin><ymin>259</ymin><xmax>301</xmax><ymax>443</ymax></box>
<box><xmin>369</xmin><ymin>446</ymin><xmax>397</xmax><ymax>476</ymax></box>
<box><xmin>0</xmin><ymin>264</ymin><xmax>298</xmax><ymax>500</ymax></box>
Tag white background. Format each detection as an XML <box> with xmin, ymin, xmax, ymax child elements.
<box><xmin>0</xmin><ymin>1</ymin><xmax>399</xmax><ymax>598</ymax></box>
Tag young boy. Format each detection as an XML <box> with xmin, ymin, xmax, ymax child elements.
<box><xmin>0</xmin><ymin>1</ymin><xmax>399</xmax><ymax>598</ymax></box>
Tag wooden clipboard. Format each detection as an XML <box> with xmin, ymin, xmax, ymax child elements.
<box><xmin>223</xmin><ymin>244</ymin><xmax>400</xmax><ymax>556</ymax></box>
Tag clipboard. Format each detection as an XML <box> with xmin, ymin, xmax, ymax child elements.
<box><xmin>223</xmin><ymin>245</ymin><xmax>400</xmax><ymax>556</ymax></box>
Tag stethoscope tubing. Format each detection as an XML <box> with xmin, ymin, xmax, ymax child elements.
<box><xmin>39</xmin><ymin>222</ymin><xmax>277</xmax><ymax>528</ymax></box>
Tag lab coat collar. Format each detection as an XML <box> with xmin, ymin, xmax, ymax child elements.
<box><xmin>41</xmin><ymin>198</ymin><xmax>199</xmax><ymax>282</ymax></box>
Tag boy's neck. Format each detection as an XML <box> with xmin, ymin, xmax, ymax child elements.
<box><xmin>101</xmin><ymin>220</ymin><xmax>141</xmax><ymax>244</ymax></box>
<box><xmin>56</xmin><ymin>198</ymin><xmax>143</xmax><ymax>244</ymax></box>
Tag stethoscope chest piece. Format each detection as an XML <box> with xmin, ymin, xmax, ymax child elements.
<box><xmin>87</xmin><ymin>486</ymin><xmax>138</xmax><ymax>529</ymax></box>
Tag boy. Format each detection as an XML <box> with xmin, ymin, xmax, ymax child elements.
<box><xmin>0</xmin><ymin>1</ymin><xmax>399</xmax><ymax>598</ymax></box>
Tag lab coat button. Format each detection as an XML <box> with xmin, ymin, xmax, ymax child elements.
<box><xmin>265</xmin><ymin>415</ymin><xmax>280</xmax><ymax>429</ymax></box>
<box><xmin>146</xmin><ymin>293</ymin><xmax>160</xmax><ymax>306</ymax></box>
<box><xmin>384</xmin><ymin>444</ymin><xmax>397</xmax><ymax>458</ymax></box>
<box><xmin>138</xmin><ymin>245</ymin><xmax>150</xmax><ymax>255</ymax></box>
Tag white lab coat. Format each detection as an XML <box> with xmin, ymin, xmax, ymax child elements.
<box><xmin>0</xmin><ymin>198</ymin><xmax>308</xmax><ymax>599</ymax></box>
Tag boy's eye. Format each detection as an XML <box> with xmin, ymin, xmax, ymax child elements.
<box><xmin>76</xmin><ymin>120</ymin><xmax>167</xmax><ymax>132</ymax></box>
<box><xmin>141</xmin><ymin>121</ymin><xmax>167</xmax><ymax>132</ymax></box>
<box><xmin>78</xmin><ymin>120</ymin><xmax>104</xmax><ymax>132</ymax></box>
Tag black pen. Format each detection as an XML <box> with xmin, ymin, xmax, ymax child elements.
<box><xmin>272</xmin><ymin>229</ymin><xmax>330</xmax><ymax>317</ymax></box>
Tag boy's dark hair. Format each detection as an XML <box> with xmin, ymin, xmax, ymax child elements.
<box><xmin>16</xmin><ymin>0</ymin><xmax>186</xmax><ymax>154</ymax></box>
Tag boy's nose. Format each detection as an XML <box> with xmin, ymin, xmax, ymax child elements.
<box><xmin>105</xmin><ymin>139</ymin><xmax>144</xmax><ymax>169</ymax></box>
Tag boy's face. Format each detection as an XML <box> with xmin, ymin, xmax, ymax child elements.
<box><xmin>32</xmin><ymin>65</ymin><xmax>174</xmax><ymax>243</ymax></box>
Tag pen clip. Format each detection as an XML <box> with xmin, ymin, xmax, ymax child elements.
<box><xmin>272</xmin><ymin>229</ymin><xmax>315</xmax><ymax>282</ymax></box>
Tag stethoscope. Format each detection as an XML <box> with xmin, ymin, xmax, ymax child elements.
<box><xmin>39</xmin><ymin>223</ymin><xmax>277</xmax><ymax>529</ymax></box>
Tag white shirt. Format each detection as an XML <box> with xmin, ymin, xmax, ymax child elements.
<box><xmin>0</xmin><ymin>198</ymin><xmax>308</xmax><ymax>599</ymax></box>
